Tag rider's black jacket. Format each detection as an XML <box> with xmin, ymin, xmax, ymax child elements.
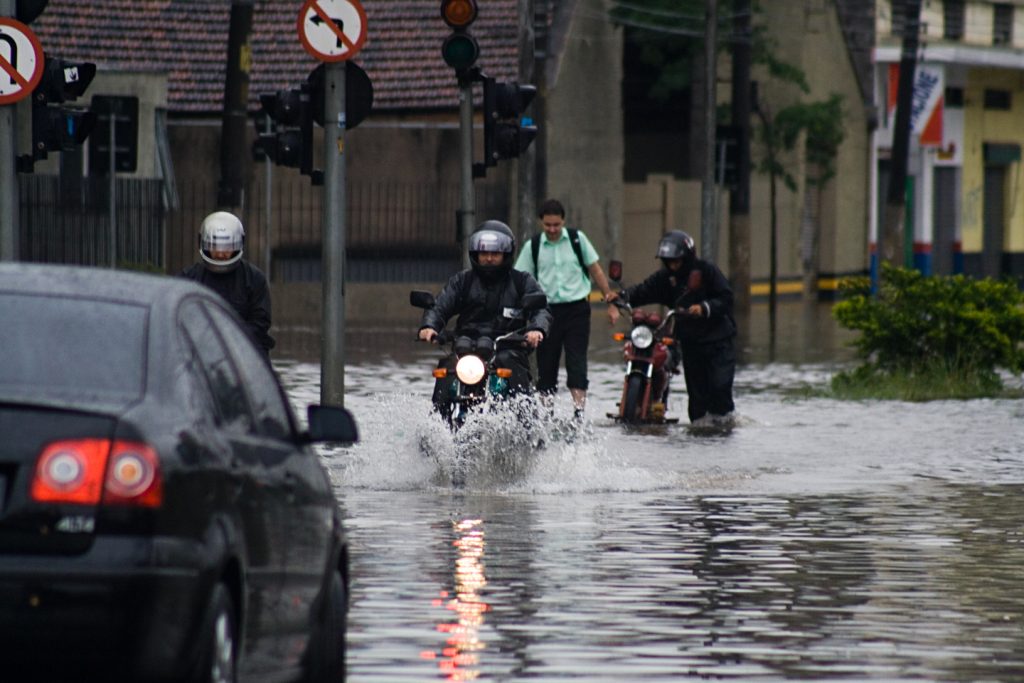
<box><xmin>181</xmin><ymin>261</ymin><xmax>276</xmax><ymax>354</ymax></box>
<box><xmin>420</xmin><ymin>268</ymin><xmax>552</xmax><ymax>340</ymax></box>
<box><xmin>623</xmin><ymin>260</ymin><xmax>736</xmax><ymax>345</ymax></box>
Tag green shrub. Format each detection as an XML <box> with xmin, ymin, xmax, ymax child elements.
<box><xmin>831</xmin><ymin>264</ymin><xmax>1024</xmax><ymax>398</ymax></box>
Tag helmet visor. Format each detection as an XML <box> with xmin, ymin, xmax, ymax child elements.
<box><xmin>201</xmin><ymin>230</ymin><xmax>244</xmax><ymax>254</ymax></box>
<box><xmin>468</xmin><ymin>230</ymin><xmax>513</xmax><ymax>255</ymax></box>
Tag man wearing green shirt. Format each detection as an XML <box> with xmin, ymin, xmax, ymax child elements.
<box><xmin>515</xmin><ymin>199</ymin><xmax>619</xmax><ymax>417</ymax></box>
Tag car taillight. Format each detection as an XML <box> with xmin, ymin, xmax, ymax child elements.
<box><xmin>31</xmin><ymin>439</ymin><xmax>109</xmax><ymax>505</ymax></box>
<box><xmin>30</xmin><ymin>439</ymin><xmax>162</xmax><ymax>508</ymax></box>
<box><xmin>103</xmin><ymin>442</ymin><xmax>162</xmax><ymax>507</ymax></box>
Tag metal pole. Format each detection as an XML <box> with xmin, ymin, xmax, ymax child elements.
<box><xmin>263</xmin><ymin>114</ymin><xmax>272</xmax><ymax>279</ymax></box>
<box><xmin>217</xmin><ymin>0</ymin><xmax>253</xmax><ymax>209</ymax></box>
<box><xmin>321</xmin><ymin>62</ymin><xmax>346</xmax><ymax>407</ymax></box>
<box><xmin>109</xmin><ymin>112</ymin><xmax>117</xmax><ymax>268</ymax></box>
<box><xmin>700</xmin><ymin>0</ymin><xmax>718</xmax><ymax>260</ymax></box>
<box><xmin>882</xmin><ymin>0</ymin><xmax>921</xmax><ymax>268</ymax></box>
<box><xmin>517</xmin><ymin>0</ymin><xmax>536</xmax><ymax>247</ymax></box>
<box><xmin>458</xmin><ymin>76</ymin><xmax>474</xmax><ymax>269</ymax></box>
<box><xmin>0</xmin><ymin>0</ymin><xmax>18</xmax><ymax>262</ymax></box>
<box><xmin>728</xmin><ymin>0</ymin><xmax>752</xmax><ymax>312</ymax></box>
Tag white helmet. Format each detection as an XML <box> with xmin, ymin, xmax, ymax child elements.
<box><xmin>199</xmin><ymin>211</ymin><xmax>245</xmax><ymax>272</ymax></box>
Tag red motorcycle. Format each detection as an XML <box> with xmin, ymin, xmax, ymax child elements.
<box><xmin>606</xmin><ymin>260</ymin><xmax>680</xmax><ymax>425</ymax></box>
<box><xmin>609</xmin><ymin>303</ymin><xmax>679</xmax><ymax>424</ymax></box>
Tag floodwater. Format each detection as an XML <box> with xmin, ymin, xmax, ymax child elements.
<box><xmin>276</xmin><ymin>302</ymin><xmax>1024</xmax><ymax>682</ymax></box>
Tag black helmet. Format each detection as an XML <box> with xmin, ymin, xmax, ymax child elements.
<box><xmin>468</xmin><ymin>220</ymin><xmax>515</xmax><ymax>282</ymax></box>
<box><xmin>656</xmin><ymin>230</ymin><xmax>696</xmax><ymax>268</ymax></box>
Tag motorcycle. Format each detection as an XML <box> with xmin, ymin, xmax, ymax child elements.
<box><xmin>410</xmin><ymin>289</ymin><xmax>547</xmax><ymax>431</ymax></box>
<box><xmin>605</xmin><ymin>260</ymin><xmax>680</xmax><ymax>425</ymax></box>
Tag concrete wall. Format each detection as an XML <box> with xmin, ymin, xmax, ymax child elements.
<box><xmin>543</xmin><ymin>0</ymin><xmax>624</xmax><ymax>265</ymax></box>
<box><xmin>752</xmin><ymin>1</ymin><xmax>870</xmax><ymax>283</ymax></box>
<box><xmin>796</xmin><ymin>1</ymin><xmax>870</xmax><ymax>278</ymax></box>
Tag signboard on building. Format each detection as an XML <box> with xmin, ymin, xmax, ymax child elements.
<box><xmin>888</xmin><ymin>63</ymin><xmax>944</xmax><ymax>147</ymax></box>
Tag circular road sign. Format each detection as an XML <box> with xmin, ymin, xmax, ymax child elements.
<box><xmin>298</xmin><ymin>0</ymin><xmax>368</xmax><ymax>63</ymax></box>
<box><xmin>0</xmin><ymin>17</ymin><xmax>44</xmax><ymax>105</ymax></box>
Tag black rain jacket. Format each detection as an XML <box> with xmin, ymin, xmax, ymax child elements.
<box><xmin>624</xmin><ymin>260</ymin><xmax>736</xmax><ymax>346</ymax></box>
<box><xmin>181</xmin><ymin>260</ymin><xmax>276</xmax><ymax>353</ymax></box>
<box><xmin>420</xmin><ymin>268</ymin><xmax>552</xmax><ymax>340</ymax></box>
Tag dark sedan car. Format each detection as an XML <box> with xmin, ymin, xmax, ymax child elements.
<box><xmin>0</xmin><ymin>264</ymin><xmax>356</xmax><ymax>683</ymax></box>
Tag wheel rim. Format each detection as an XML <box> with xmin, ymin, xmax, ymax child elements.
<box><xmin>211</xmin><ymin>609</ymin><xmax>235</xmax><ymax>683</ymax></box>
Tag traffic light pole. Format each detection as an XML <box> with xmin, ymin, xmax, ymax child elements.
<box><xmin>108</xmin><ymin>113</ymin><xmax>117</xmax><ymax>268</ymax></box>
<box><xmin>458</xmin><ymin>74</ymin><xmax>475</xmax><ymax>269</ymax></box>
<box><xmin>700</xmin><ymin>0</ymin><xmax>718</xmax><ymax>261</ymax></box>
<box><xmin>0</xmin><ymin>0</ymin><xmax>18</xmax><ymax>262</ymax></box>
<box><xmin>321</xmin><ymin>62</ymin><xmax>347</xmax><ymax>407</ymax></box>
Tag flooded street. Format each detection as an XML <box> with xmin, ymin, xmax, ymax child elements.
<box><xmin>276</xmin><ymin>303</ymin><xmax>1024</xmax><ymax>682</ymax></box>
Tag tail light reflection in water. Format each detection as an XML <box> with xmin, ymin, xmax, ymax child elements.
<box><xmin>421</xmin><ymin>518</ymin><xmax>489</xmax><ymax>681</ymax></box>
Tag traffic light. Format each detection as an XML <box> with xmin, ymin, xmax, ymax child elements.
<box><xmin>482</xmin><ymin>77</ymin><xmax>537</xmax><ymax>163</ymax></box>
<box><xmin>440</xmin><ymin>0</ymin><xmax>479</xmax><ymax>72</ymax></box>
<box><xmin>36</xmin><ymin>56</ymin><xmax>97</xmax><ymax>105</ymax></box>
<box><xmin>17</xmin><ymin>54</ymin><xmax>97</xmax><ymax>172</ymax></box>
<box><xmin>252</xmin><ymin>83</ymin><xmax>321</xmax><ymax>184</ymax></box>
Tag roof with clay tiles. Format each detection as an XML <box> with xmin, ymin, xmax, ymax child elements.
<box><xmin>30</xmin><ymin>0</ymin><xmax>519</xmax><ymax>114</ymax></box>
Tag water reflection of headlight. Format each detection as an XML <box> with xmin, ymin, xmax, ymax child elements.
<box><xmin>631</xmin><ymin>325</ymin><xmax>654</xmax><ymax>349</ymax></box>
<box><xmin>455</xmin><ymin>355</ymin><xmax>487</xmax><ymax>384</ymax></box>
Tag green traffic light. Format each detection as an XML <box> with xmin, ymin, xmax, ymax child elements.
<box><xmin>441</xmin><ymin>33</ymin><xmax>479</xmax><ymax>70</ymax></box>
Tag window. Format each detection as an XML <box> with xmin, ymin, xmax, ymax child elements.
<box><xmin>943</xmin><ymin>0</ymin><xmax>965</xmax><ymax>40</ymax></box>
<box><xmin>0</xmin><ymin>294</ymin><xmax>147</xmax><ymax>406</ymax></box>
<box><xmin>994</xmin><ymin>3</ymin><xmax>1014</xmax><ymax>45</ymax></box>
<box><xmin>178</xmin><ymin>300</ymin><xmax>252</xmax><ymax>432</ymax></box>
<box><xmin>890</xmin><ymin>0</ymin><xmax>907</xmax><ymax>37</ymax></box>
<box><xmin>204</xmin><ymin>302</ymin><xmax>294</xmax><ymax>441</ymax></box>
<box><xmin>945</xmin><ymin>87</ymin><xmax>964</xmax><ymax>108</ymax></box>
<box><xmin>984</xmin><ymin>89</ymin><xmax>1012</xmax><ymax>110</ymax></box>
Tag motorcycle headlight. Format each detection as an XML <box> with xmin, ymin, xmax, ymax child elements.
<box><xmin>455</xmin><ymin>355</ymin><xmax>487</xmax><ymax>385</ymax></box>
<box><xmin>631</xmin><ymin>326</ymin><xmax>654</xmax><ymax>349</ymax></box>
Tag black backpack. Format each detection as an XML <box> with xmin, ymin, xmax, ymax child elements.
<box><xmin>530</xmin><ymin>228</ymin><xmax>590</xmax><ymax>281</ymax></box>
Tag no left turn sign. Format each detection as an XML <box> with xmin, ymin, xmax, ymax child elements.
<box><xmin>0</xmin><ymin>17</ymin><xmax>44</xmax><ymax>105</ymax></box>
<box><xmin>298</xmin><ymin>0</ymin><xmax>367</xmax><ymax>63</ymax></box>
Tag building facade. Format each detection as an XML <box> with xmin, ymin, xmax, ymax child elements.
<box><xmin>873</xmin><ymin>0</ymin><xmax>1024</xmax><ymax>280</ymax></box>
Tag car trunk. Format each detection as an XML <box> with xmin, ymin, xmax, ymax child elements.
<box><xmin>0</xmin><ymin>405</ymin><xmax>117</xmax><ymax>554</ymax></box>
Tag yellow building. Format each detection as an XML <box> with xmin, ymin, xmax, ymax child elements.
<box><xmin>874</xmin><ymin>0</ymin><xmax>1024</xmax><ymax>279</ymax></box>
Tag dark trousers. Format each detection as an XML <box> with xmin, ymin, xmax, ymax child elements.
<box><xmin>536</xmin><ymin>300</ymin><xmax>591</xmax><ymax>392</ymax></box>
<box><xmin>680</xmin><ymin>339</ymin><xmax>736</xmax><ymax>421</ymax></box>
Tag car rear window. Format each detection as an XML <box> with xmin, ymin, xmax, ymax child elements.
<box><xmin>0</xmin><ymin>293</ymin><xmax>147</xmax><ymax>405</ymax></box>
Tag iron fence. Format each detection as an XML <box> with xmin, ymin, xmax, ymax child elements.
<box><xmin>18</xmin><ymin>175</ymin><xmax>509</xmax><ymax>283</ymax></box>
<box><xmin>167</xmin><ymin>177</ymin><xmax>510</xmax><ymax>282</ymax></box>
<box><xmin>18</xmin><ymin>175</ymin><xmax>164</xmax><ymax>269</ymax></box>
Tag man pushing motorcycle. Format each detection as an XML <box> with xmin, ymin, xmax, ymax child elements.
<box><xmin>613</xmin><ymin>230</ymin><xmax>737</xmax><ymax>424</ymax></box>
<box><xmin>418</xmin><ymin>220</ymin><xmax>552</xmax><ymax>415</ymax></box>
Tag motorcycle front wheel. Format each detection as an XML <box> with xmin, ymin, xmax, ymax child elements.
<box><xmin>622</xmin><ymin>374</ymin><xmax>646</xmax><ymax>423</ymax></box>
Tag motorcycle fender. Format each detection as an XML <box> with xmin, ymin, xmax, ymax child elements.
<box><xmin>488</xmin><ymin>374</ymin><xmax>508</xmax><ymax>397</ymax></box>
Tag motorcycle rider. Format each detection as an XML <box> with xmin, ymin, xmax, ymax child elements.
<box><xmin>181</xmin><ymin>211</ymin><xmax>275</xmax><ymax>356</ymax></box>
<box><xmin>418</xmin><ymin>220</ymin><xmax>552</xmax><ymax>410</ymax></box>
<box><xmin>614</xmin><ymin>230</ymin><xmax>736</xmax><ymax>423</ymax></box>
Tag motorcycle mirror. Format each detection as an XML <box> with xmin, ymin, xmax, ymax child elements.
<box><xmin>410</xmin><ymin>290</ymin><xmax>436</xmax><ymax>309</ymax></box>
<box><xmin>608</xmin><ymin>260</ymin><xmax>623</xmax><ymax>282</ymax></box>
<box><xmin>521</xmin><ymin>292</ymin><xmax>548</xmax><ymax>311</ymax></box>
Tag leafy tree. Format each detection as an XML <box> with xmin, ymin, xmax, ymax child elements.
<box><xmin>832</xmin><ymin>264</ymin><xmax>1024</xmax><ymax>398</ymax></box>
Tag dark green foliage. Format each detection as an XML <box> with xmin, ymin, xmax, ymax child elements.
<box><xmin>612</xmin><ymin>0</ymin><xmax>780</xmax><ymax>102</ymax></box>
<box><xmin>756</xmin><ymin>94</ymin><xmax>845</xmax><ymax>191</ymax></box>
<box><xmin>831</xmin><ymin>264</ymin><xmax>1024</xmax><ymax>398</ymax></box>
